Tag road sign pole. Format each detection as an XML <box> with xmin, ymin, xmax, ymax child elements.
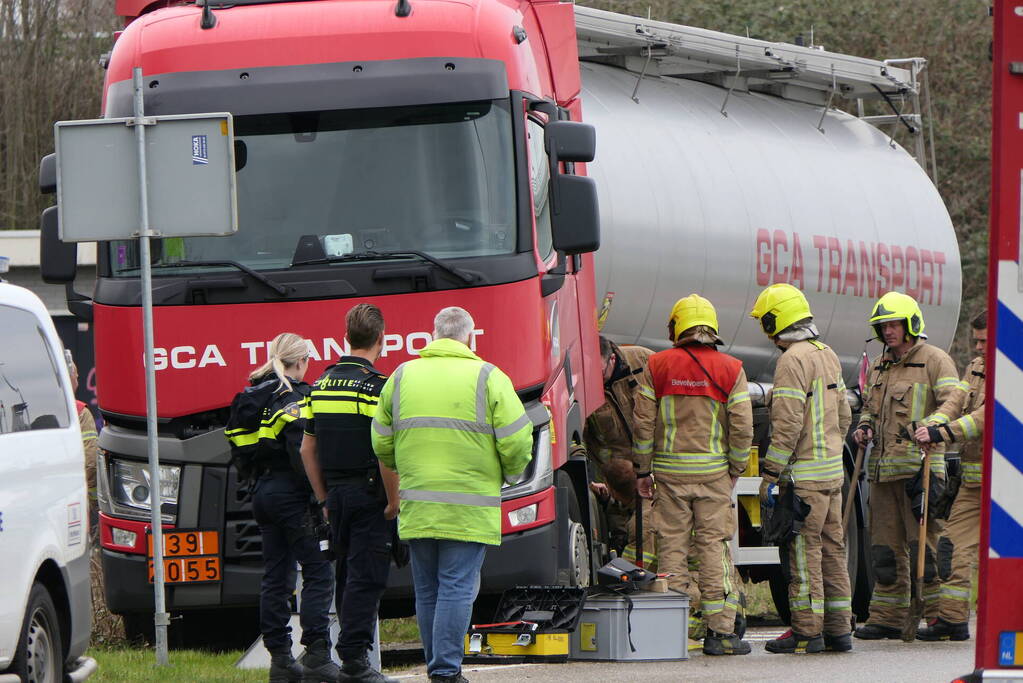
<box><xmin>132</xmin><ymin>66</ymin><xmax>170</xmax><ymax>666</ymax></box>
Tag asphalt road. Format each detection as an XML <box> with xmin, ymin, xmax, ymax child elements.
<box><xmin>387</xmin><ymin>625</ymin><xmax>976</xmax><ymax>683</ymax></box>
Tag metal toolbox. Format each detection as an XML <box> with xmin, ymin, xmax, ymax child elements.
<box><xmin>570</xmin><ymin>591</ymin><xmax>690</xmax><ymax>661</ymax></box>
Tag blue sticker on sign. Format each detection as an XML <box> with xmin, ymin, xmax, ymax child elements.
<box><xmin>192</xmin><ymin>135</ymin><xmax>209</xmax><ymax>165</ymax></box>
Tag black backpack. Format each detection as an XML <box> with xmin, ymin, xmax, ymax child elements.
<box><xmin>226</xmin><ymin>379</ymin><xmax>280</xmax><ymax>484</ymax></box>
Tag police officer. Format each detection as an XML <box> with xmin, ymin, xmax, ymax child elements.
<box><xmin>633</xmin><ymin>294</ymin><xmax>754</xmax><ymax>656</ymax></box>
<box><xmin>227</xmin><ymin>332</ymin><xmax>335</xmax><ymax>683</ymax></box>
<box><xmin>915</xmin><ymin>309</ymin><xmax>987</xmax><ymax>641</ymax></box>
<box><xmin>852</xmin><ymin>292</ymin><xmax>960</xmax><ymax>640</ymax></box>
<box><xmin>301</xmin><ymin>304</ymin><xmax>398</xmax><ymax>683</ymax></box>
<box><xmin>750</xmin><ymin>284</ymin><xmax>853</xmax><ymax>654</ymax></box>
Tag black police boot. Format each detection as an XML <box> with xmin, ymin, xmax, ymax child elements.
<box><xmin>917</xmin><ymin>617</ymin><xmax>970</xmax><ymax>642</ymax></box>
<box><xmin>268</xmin><ymin>649</ymin><xmax>302</xmax><ymax>683</ymax></box>
<box><xmin>429</xmin><ymin>674</ymin><xmax>469</xmax><ymax>683</ymax></box>
<box><xmin>765</xmin><ymin>629</ymin><xmax>825</xmax><ymax>654</ymax></box>
<box><xmin>853</xmin><ymin>623</ymin><xmax>903</xmax><ymax>640</ymax></box>
<box><xmin>338</xmin><ymin>653</ymin><xmax>399</xmax><ymax>683</ymax></box>
<box><xmin>823</xmin><ymin>632</ymin><xmax>854</xmax><ymax>652</ymax></box>
<box><xmin>299</xmin><ymin>640</ymin><xmax>340</xmax><ymax>683</ymax></box>
<box><xmin>702</xmin><ymin>630</ymin><xmax>752</xmax><ymax>656</ymax></box>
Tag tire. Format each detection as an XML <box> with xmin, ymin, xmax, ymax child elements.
<box><xmin>11</xmin><ymin>583</ymin><xmax>64</xmax><ymax>683</ymax></box>
<box><xmin>556</xmin><ymin>470</ymin><xmax>590</xmax><ymax>587</ymax></box>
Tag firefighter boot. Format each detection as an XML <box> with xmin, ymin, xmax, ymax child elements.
<box><xmin>823</xmin><ymin>632</ymin><xmax>853</xmax><ymax>652</ymax></box>
<box><xmin>765</xmin><ymin>630</ymin><xmax>825</xmax><ymax>654</ymax></box>
<box><xmin>338</xmin><ymin>654</ymin><xmax>399</xmax><ymax>683</ymax></box>
<box><xmin>853</xmin><ymin>623</ymin><xmax>902</xmax><ymax>640</ymax></box>
<box><xmin>299</xmin><ymin>640</ymin><xmax>340</xmax><ymax>683</ymax></box>
<box><xmin>702</xmin><ymin>630</ymin><xmax>751</xmax><ymax>656</ymax></box>
<box><xmin>268</xmin><ymin>649</ymin><xmax>302</xmax><ymax>683</ymax></box>
<box><xmin>917</xmin><ymin>617</ymin><xmax>970</xmax><ymax>642</ymax></box>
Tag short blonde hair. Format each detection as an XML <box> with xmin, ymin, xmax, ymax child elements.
<box><xmin>249</xmin><ymin>332</ymin><xmax>308</xmax><ymax>392</ymax></box>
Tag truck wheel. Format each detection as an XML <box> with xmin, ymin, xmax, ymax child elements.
<box><xmin>11</xmin><ymin>583</ymin><xmax>64</xmax><ymax>683</ymax></box>
<box><xmin>556</xmin><ymin>470</ymin><xmax>590</xmax><ymax>587</ymax></box>
<box><xmin>122</xmin><ymin>612</ymin><xmax>154</xmax><ymax>646</ymax></box>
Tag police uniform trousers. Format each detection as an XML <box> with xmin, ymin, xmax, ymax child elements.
<box><xmin>937</xmin><ymin>485</ymin><xmax>980</xmax><ymax>623</ymax></box>
<box><xmin>252</xmin><ymin>471</ymin><xmax>333</xmax><ymax>652</ymax></box>
<box><xmin>652</xmin><ymin>471</ymin><xmax>739</xmax><ymax>634</ymax></box>
<box><xmin>866</xmin><ymin>479</ymin><xmax>943</xmax><ymax>627</ymax></box>
<box><xmin>328</xmin><ymin>475</ymin><xmax>392</xmax><ymax>660</ymax></box>
<box><xmin>780</xmin><ymin>485</ymin><xmax>852</xmax><ymax>636</ymax></box>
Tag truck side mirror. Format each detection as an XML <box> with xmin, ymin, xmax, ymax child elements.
<box><xmin>40</xmin><ymin>207</ymin><xmax>78</xmax><ymax>284</ymax></box>
<box><xmin>40</xmin><ymin>153</ymin><xmax>57</xmax><ymax>194</ymax></box>
<box><xmin>551</xmin><ymin>175</ymin><xmax>600</xmax><ymax>254</ymax></box>
<box><xmin>545</xmin><ymin>121</ymin><xmax>595</xmax><ymax>163</ymax></box>
<box><xmin>545</xmin><ymin>121</ymin><xmax>599</xmax><ymax>255</ymax></box>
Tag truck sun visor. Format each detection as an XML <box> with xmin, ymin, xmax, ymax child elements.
<box><xmin>105</xmin><ymin>57</ymin><xmax>510</xmax><ymax>118</ymax></box>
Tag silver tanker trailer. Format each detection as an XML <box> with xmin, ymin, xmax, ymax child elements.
<box><xmin>575</xmin><ymin>6</ymin><xmax>962</xmax><ymax>620</ymax></box>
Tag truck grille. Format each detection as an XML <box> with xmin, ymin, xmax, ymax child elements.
<box><xmin>224</xmin><ymin>466</ymin><xmax>262</xmax><ymax>561</ymax></box>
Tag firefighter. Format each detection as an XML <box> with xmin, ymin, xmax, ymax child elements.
<box><xmin>301</xmin><ymin>305</ymin><xmax>399</xmax><ymax>683</ymax></box>
<box><xmin>852</xmin><ymin>292</ymin><xmax>960</xmax><ymax>640</ymax></box>
<box><xmin>584</xmin><ymin>336</ymin><xmax>654</xmax><ymax>551</ymax></box>
<box><xmin>750</xmin><ymin>284</ymin><xmax>853</xmax><ymax>654</ymax></box>
<box><xmin>226</xmin><ymin>332</ymin><xmax>335</xmax><ymax>683</ymax></box>
<box><xmin>633</xmin><ymin>294</ymin><xmax>754</xmax><ymax>656</ymax></box>
<box><xmin>914</xmin><ymin>309</ymin><xmax>987</xmax><ymax>641</ymax></box>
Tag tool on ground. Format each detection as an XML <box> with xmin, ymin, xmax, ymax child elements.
<box><xmin>843</xmin><ymin>445</ymin><xmax>867</xmax><ymax>530</ymax></box>
<box><xmin>902</xmin><ymin>445</ymin><xmax>932</xmax><ymax>642</ymax></box>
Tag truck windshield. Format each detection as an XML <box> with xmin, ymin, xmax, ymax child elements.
<box><xmin>108</xmin><ymin>100</ymin><xmax>516</xmax><ymax>275</ymax></box>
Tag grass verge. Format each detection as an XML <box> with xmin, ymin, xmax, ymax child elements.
<box><xmin>90</xmin><ymin>648</ymin><xmax>261</xmax><ymax>682</ymax></box>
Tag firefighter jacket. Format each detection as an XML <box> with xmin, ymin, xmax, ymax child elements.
<box><xmin>762</xmin><ymin>339</ymin><xmax>852</xmax><ymax>490</ymax></box>
<box><xmin>371</xmin><ymin>338</ymin><xmax>533</xmax><ymax>546</ymax></box>
<box><xmin>584</xmin><ymin>343</ymin><xmax>654</xmax><ymax>469</ymax></box>
<box><xmin>632</xmin><ymin>343</ymin><xmax>753</xmax><ymax>482</ymax></box>
<box><xmin>932</xmin><ymin>355</ymin><xmax>985</xmax><ymax>487</ymax></box>
<box><xmin>857</xmin><ymin>341</ymin><xmax>959</xmax><ymax>483</ymax></box>
<box><xmin>305</xmin><ymin>357</ymin><xmax>388</xmax><ymax>484</ymax></box>
<box><xmin>226</xmin><ymin>378</ymin><xmax>311</xmax><ymax>476</ymax></box>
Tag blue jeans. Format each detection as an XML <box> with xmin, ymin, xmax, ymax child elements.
<box><xmin>409</xmin><ymin>539</ymin><xmax>487</xmax><ymax>677</ymax></box>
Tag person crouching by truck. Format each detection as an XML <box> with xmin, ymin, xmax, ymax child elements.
<box><xmin>750</xmin><ymin>284</ymin><xmax>853</xmax><ymax>654</ymax></box>
<box><xmin>301</xmin><ymin>304</ymin><xmax>399</xmax><ymax>683</ymax></box>
<box><xmin>632</xmin><ymin>294</ymin><xmax>754</xmax><ymax>656</ymax></box>
<box><xmin>225</xmin><ymin>332</ymin><xmax>335</xmax><ymax>683</ymax></box>
<box><xmin>584</xmin><ymin>336</ymin><xmax>654</xmax><ymax>552</ymax></box>
<box><xmin>371</xmin><ymin>307</ymin><xmax>533</xmax><ymax>683</ymax></box>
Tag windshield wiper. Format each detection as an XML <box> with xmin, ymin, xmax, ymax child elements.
<box><xmin>118</xmin><ymin>260</ymin><xmax>289</xmax><ymax>295</ymax></box>
<box><xmin>292</xmin><ymin>250</ymin><xmax>475</xmax><ymax>284</ymax></box>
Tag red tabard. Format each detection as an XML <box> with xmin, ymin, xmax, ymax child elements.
<box><xmin>648</xmin><ymin>345</ymin><xmax>743</xmax><ymax>404</ymax></box>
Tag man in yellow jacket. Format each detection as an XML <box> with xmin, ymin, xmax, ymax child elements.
<box><xmin>751</xmin><ymin>284</ymin><xmax>853</xmax><ymax>654</ymax></box>
<box><xmin>371</xmin><ymin>307</ymin><xmax>532</xmax><ymax>683</ymax></box>
<box><xmin>852</xmin><ymin>292</ymin><xmax>960</xmax><ymax>640</ymax></box>
<box><xmin>914</xmin><ymin>309</ymin><xmax>987</xmax><ymax>641</ymax></box>
<box><xmin>633</xmin><ymin>294</ymin><xmax>753</xmax><ymax>656</ymax></box>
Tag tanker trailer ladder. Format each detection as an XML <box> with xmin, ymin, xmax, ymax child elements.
<box><xmin>574</xmin><ymin>6</ymin><xmax>936</xmax><ymax>166</ymax></box>
<box><xmin>575</xmin><ymin>5</ymin><xmax>918</xmax><ymax>105</ymax></box>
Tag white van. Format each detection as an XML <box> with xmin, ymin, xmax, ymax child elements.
<box><xmin>0</xmin><ymin>283</ymin><xmax>95</xmax><ymax>682</ymax></box>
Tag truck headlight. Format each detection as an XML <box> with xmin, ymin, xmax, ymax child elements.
<box><xmin>502</xmin><ymin>425</ymin><xmax>553</xmax><ymax>496</ymax></box>
<box><xmin>108</xmin><ymin>458</ymin><xmax>180</xmax><ymax>523</ymax></box>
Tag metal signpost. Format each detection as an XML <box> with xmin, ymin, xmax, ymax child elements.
<box><xmin>54</xmin><ymin>66</ymin><xmax>237</xmax><ymax>664</ymax></box>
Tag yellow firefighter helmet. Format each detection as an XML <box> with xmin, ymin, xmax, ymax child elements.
<box><xmin>668</xmin><ymin>294</ymin><xmax>719</xmax><ymax>342</ymax></box>
<box><xmin>749</xmin><ymin>284</ymin><xmax>813</xmax><ymax>337</ymax></box>
<box><xmin>869</xmin><ymin>291</ymin><xmax>925</xmax><ymax>340</ymax></box>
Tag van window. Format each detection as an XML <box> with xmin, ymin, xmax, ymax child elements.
<box><xmin>0</xmin><ymin>305</ymin><xmax>70</xmax><ymax>432</ymax></box>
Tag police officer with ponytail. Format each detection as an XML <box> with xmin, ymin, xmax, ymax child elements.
<box><xmin>226</xmin><ymin>333</ymin><xmax>336</xmax><ymax>683</ymax></box>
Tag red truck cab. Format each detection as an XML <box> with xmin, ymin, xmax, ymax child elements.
<box><xmin>40</xmin><ymin>0</ymin><xmax>604</xmax><ymax>641</ymax></box>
